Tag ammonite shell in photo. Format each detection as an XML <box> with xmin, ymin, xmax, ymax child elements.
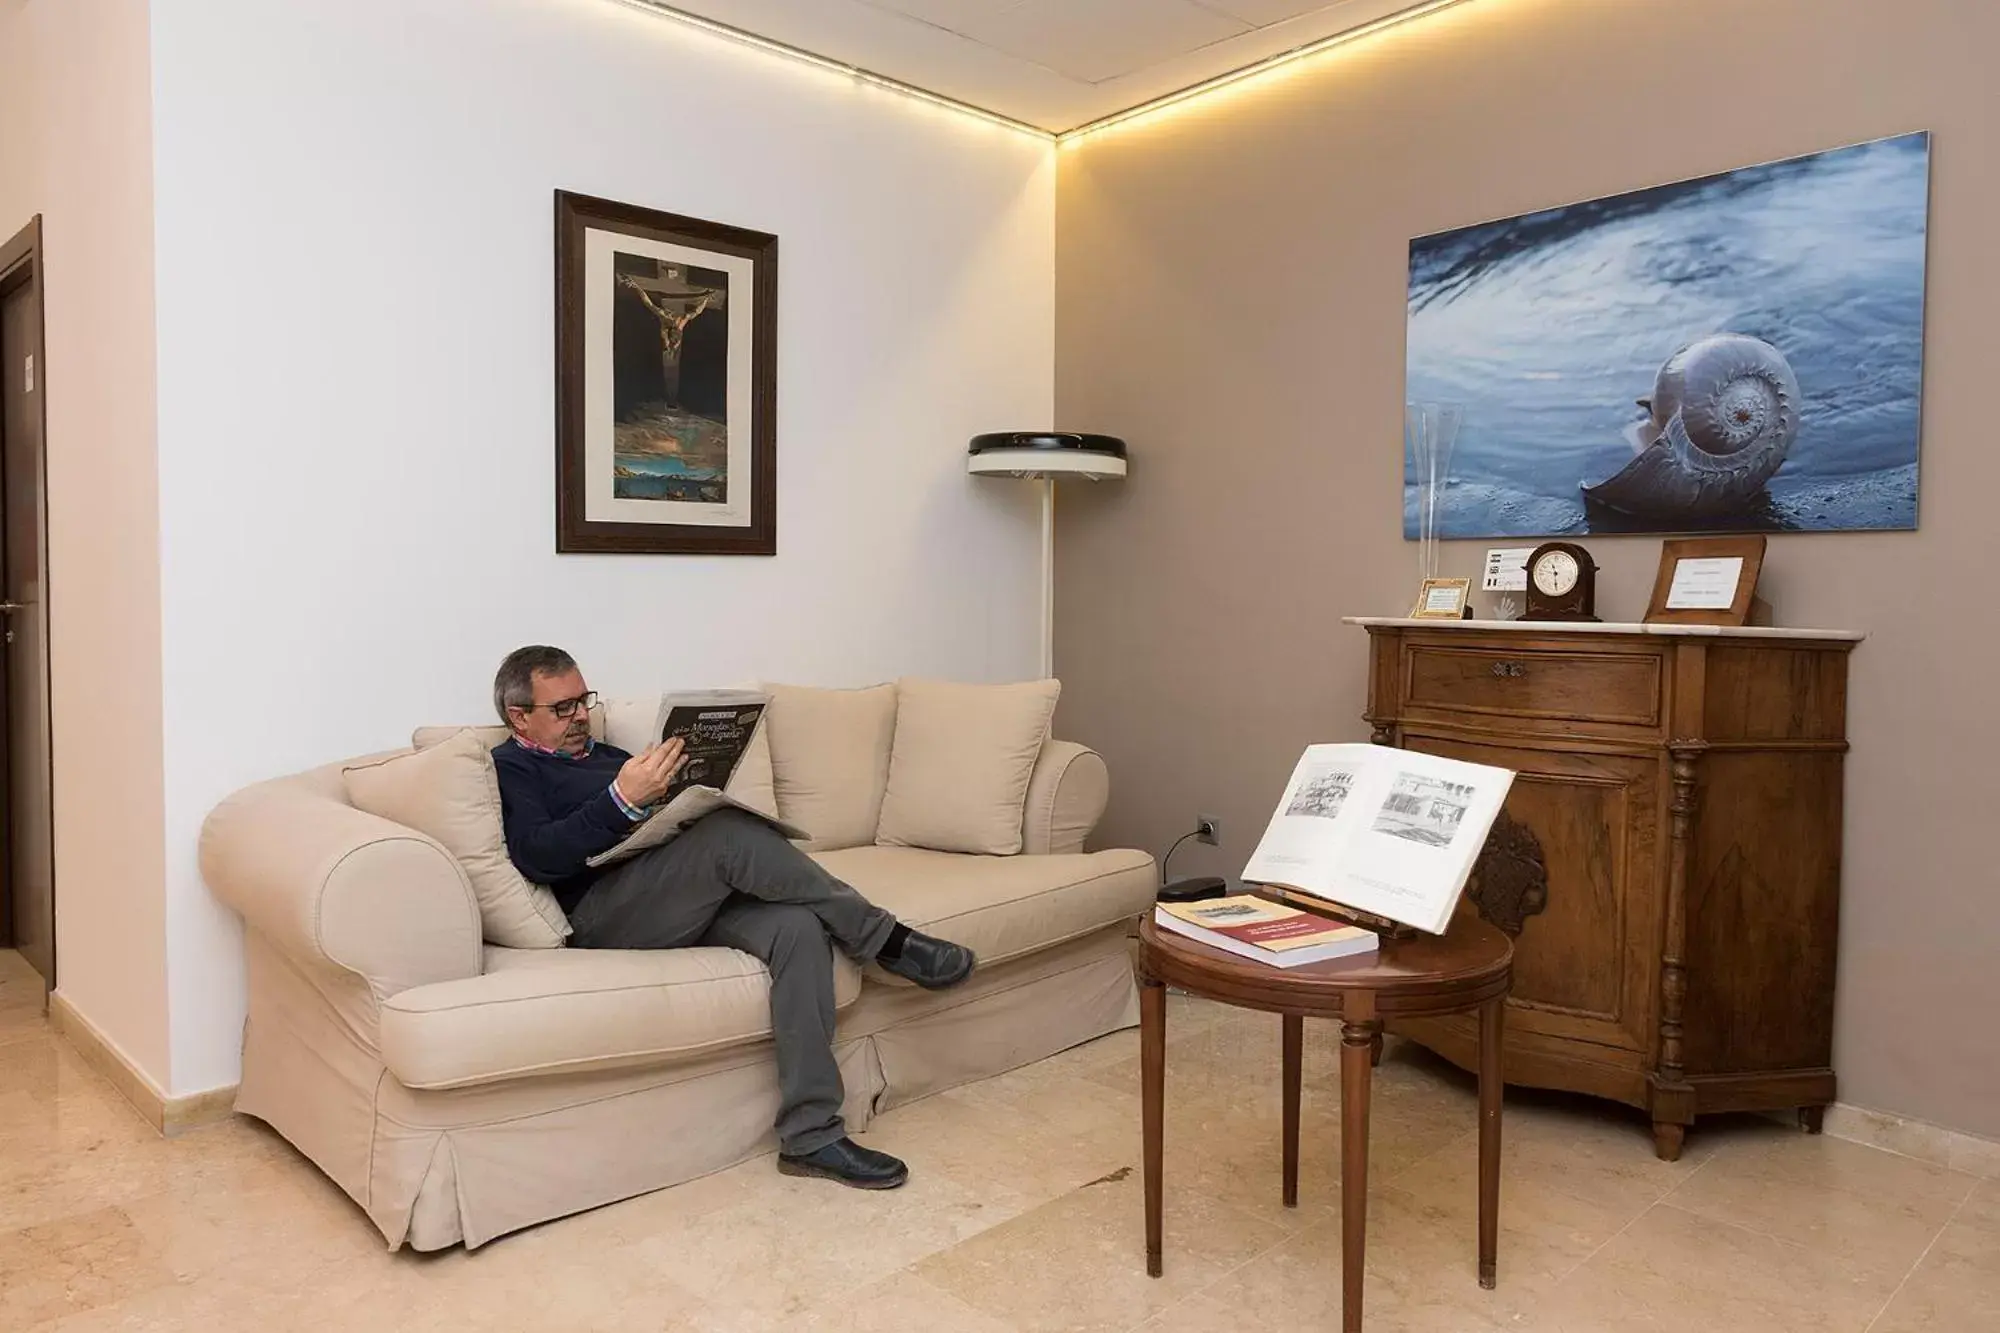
<box><xmin>1582</xmin><ymin>334</ymin><xmax>1801</xmax><ymax>518</ymax></box>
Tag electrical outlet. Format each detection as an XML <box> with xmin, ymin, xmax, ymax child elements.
<box><xmin>1196</xmin><ymin>814</ymin><xmax>1220</xmax><ymax>846</ymax></box>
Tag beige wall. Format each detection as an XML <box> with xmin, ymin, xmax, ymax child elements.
<box><xmin>0</xmin><ymin>0</ymin><xmax>171</xmax><ymax>1087</ymax></box>
<box><xmin>1056</xmin><ymin>0</ymin><xmax>1999</xmax><ymax>1137</ymax></box>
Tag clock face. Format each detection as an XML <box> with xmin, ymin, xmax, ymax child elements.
<box><xmin>1533</xmin><ymin>550</ymin><xmax>1580</xmax><ymax>597</ymax></box>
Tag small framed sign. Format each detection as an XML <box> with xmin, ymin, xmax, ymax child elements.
<box><xmin>1410</xmin><ymin>577</ymin><xmax>1472</xmax><ymax>620</ymax></box>
<box><xmin>1645</xmin><ymin>536</ymin><xmax>1768</xmax><ymax>626</ymax></box>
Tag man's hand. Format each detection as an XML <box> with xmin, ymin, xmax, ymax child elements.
<box><xmin>614</xmin><ymin>737</ymin><xmax>686</xmax><ymax>810</ymax></box>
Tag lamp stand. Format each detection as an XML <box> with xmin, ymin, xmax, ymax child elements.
<box><xmin>965</xmin><ymin>432</ymin><xmax>1128</xmax><ymax>684</ymax></box>
<box><xmin>1039</xmin><ymin>476</ymin><xmax>1055</xmax><ymax>680</ymax></box>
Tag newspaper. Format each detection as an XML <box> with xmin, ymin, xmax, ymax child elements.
<box><xmin>584</xmin><ymin>787</ymin><xmax>807</xmax><ymax>870</ymax></box>
<box><xmin>1242</xmin><ymin>743</ymin><xmax>1516</xmax><ymax>934</ymax></box>
<box><xmin>648</xmin><ymin>689</ymin><xmax>769</xmax><ymax>803</ymax></box>
<box><xmin>581</xmin><ymin>689</ymin><xmax>799</xmax><ymax>869</ymax></box>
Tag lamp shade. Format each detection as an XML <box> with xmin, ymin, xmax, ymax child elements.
<box><xmin>967</xmin><ymin>431</ymin><xmax>1128</xmax><ymax>480</ymax></box>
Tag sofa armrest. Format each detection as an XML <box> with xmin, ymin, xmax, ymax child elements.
<box><xmin>1021</xmin><ymin>740</ymin><xmax>1110</xmax><ymax>856</ymax></box>
<box><xmin>200</xmin><ymin>777</ymin><xmax>484</xmax><ymax>1000</ymax></box>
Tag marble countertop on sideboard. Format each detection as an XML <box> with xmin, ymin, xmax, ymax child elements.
<box><xmin>1342</xmin><ymin>616</ymin><xmax>1865</xmax><ymax>642</ymax></box>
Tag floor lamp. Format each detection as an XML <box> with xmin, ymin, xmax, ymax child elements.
<box><xmin>967</xmin><ymin>432</ymin><xmax>1129</xmax><ymax>679</ymax></box>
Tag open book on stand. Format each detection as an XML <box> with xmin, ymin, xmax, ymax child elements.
<box><xmin>1242</xmin><ymin>743</ymin><xmax>1515</xmax><ymax>935</ymax></box>
<box><xmin>585</xmin><ymin>690</ymin><xmax>806</xmax><ymax>870</ymax></box>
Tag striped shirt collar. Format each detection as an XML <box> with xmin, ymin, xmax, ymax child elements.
<box><xmin>512</xmin><ymin>735</ymin><xmax>595</xmax><ymax>760</ymax></box>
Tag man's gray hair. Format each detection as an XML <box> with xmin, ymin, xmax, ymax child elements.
<box><xmin>493</xmin><ymin>645</ymin><xmax>578</xmax><ymax>723</ymax></box>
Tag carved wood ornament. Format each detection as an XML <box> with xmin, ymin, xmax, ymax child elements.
<box><xmin>1468</xmin><ymin>809</ymin><xmax>1550</xmax><ymax>937</ymax></box>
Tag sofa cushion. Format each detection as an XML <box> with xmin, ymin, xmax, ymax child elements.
<box><xmin>342</xmin><ymin>730</ymin><xmax>570</xmax><ymax>948</ymax></box>
<box><xmin>603</xmin><ymin>695</ymin><xmax>778</xmax><ymax>819</ymax></box>
<box><xmin>379</xmin><ymin>944</ymin><xmax>865</xmax><ymax>1090</ymax></box>
<box><xmin>764</xmin><ymin>683</ymin><xmax>898</xmax><ymax>852</ymax></box>
<box><xmin>812</xmin><ymin>844</ymin><xmax>1155</xmax><ymax>984</ymax></box>
<box><xmin>876</xmin><ymin>678</ymin><xmax>1061</xmax><ymax>856</ymax></box>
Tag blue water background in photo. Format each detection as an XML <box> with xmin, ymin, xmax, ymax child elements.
<box><xmin>1403</xmin><ymin>131</ymin><xmax>1930</xmax><ymax>537</ymax></box>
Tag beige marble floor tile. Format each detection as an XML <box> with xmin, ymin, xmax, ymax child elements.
<box><xmin>0</xmin><ymin>1204</ymin><xmax>176</xmax><ymax>1328</ymax></box>
<box><xmin>1869</xmin><ymin>1178</ymin><xmax>2000</xmax><ymax>1333</ymax></box>
<box><xmin>1149</xmin><ymin>1089</ymin><xmax>1348</xmax><ymax>1232</ymax></box>
<box><xmin>328</xmin><ymin>1241</ymin><xmax>728</xmax><ymax>1333</ymax></box>
<box><xmin>0</xmin><ymin>1044</ymin><xmax>160</xmax><ymax>1164</ymax></box>
<box><xmin>1089</xmin><ymin>1019</ymin><xmax>1479</xmax><ymax>1190</ymax></box>
<box><xmin>761</xmin><ymin>1269</ymin><xmax>1023</xmax><ymax>1333</ymax></box>
<box><xmin>0</xmin><ymin>1104</ymin><xmax>300</xmax><ymax>1234</ymax></box>
<box><xmin>1664</xmin><ymin>1126</ymin><xmax>1974</xmax><ymax>1283</ymax></box>
<box><xmin>35</xmin><ymin>1251</ymin><xmax>382</xmax><ymax>1333</ymax></box>
<box><xmin>116</xmin><ymin>1139</ymin><xmax>386</xmax><ymax>1286</ymax></box>
<box><xmin>1946</xmin><ymin>1131</ymin><xmax>2000</xmax><ymax>1182</ymax></box>
<box><xmin>1171</xmin><ymin>1209</ymin><xmax>1532</xmax><ymax>1333</ymax></box>
<box><xmin>0</xmin><ymin>1027</ymin><xmax>134</xmax><ymax>1106</ymax></box>
<box><xmin>1394</xmin><ymin>1089</ymin><xmax>1710</xmax><ymax>1231</ymax></box>
<box><xmin>948</xmin><ymin>1047</ymin><xmax>1140</xmax><ymax>1141</ymax></box>
<box><xmin>9</xmin><ymin>972</ymin><xmax>1993</xmax><ymax>1333</ymax></box>
<box><xmin>861</xmin><ymin>1086</ymin><xmax>1132</xmax><ymax>1214</ymax></box>
<box><xmin>613</xmin><ymin>1153</ymin><xmax>1028</xmax><ymax>1327</ymax></box>
<box><xmin>0</xmin><ymin>971</ymin><xmax>47</xmax><ymax>1049</ymax></box>
<box><xmin>1540</xmin><ymin>1201</ymin><xmax>1902</xmax><ymax>1332</ymax></box>
<box><xmin>914</xmin><ymin>1168</ymin><xmax>1289</xmax><ymax>1333</ymax></box>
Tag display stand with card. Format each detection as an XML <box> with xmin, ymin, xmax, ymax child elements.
<box><xmin>1645</xmin><ymin>535</ymin><xmax>1769</xmax><ymax>626</ymax></box>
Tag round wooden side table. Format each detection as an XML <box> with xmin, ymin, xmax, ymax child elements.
<box><xmin>1136</xmin><ymin>915</ymin><xmax>1514</xmax><ymax>1333</ymax></box>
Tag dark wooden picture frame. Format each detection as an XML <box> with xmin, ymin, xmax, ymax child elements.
<box><xmin>555</xmin><ymin>191</ymin><xmax>777</xmax><ymax>554</ymax></box>
<box><xmin>1645</xmin><ymin>535</ymin><xmax>1768</xmax><ymax>626</ymax></box>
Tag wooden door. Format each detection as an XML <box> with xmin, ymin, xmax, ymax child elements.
<box><xmin>1403</xmin><ymin>731</ymin><xmax>1662</xmax><ymax>1056</ymax></box>
<box><xmin>0</xmin><ymin>221</ymin><xmax>53</xmax><ymax>986</ymax></box>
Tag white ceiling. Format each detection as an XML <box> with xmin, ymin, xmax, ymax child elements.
<box><xmin>648</xmin><ymin>0</ymin><xmax>1440</xmax><ymax>133</ymax></box>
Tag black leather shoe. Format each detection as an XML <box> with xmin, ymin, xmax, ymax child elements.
<box><xmin>778</xmin><ymin>1137</ymin><xmax>909</xmax><ymax>1189</ymax></box>
<box><xmin>878</xmin><ymin>932</ymin><xmax>975</xmax><ymax>990</ymax></box>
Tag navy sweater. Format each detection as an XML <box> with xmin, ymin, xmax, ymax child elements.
<box><xmin>491</xmin><ymin>740</ymin><xmax>641</xmax><ymax>913</ymax></box>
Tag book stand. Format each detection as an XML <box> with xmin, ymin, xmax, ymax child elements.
<box><xmin>1248</xmin><ymin>883</ymin><xmax>1421</xmax><ymax>941</ymax></box>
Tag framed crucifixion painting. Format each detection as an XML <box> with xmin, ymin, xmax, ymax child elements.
<box><xmin>554</xmin><ymin>190</ymin><xmax>777</xmax><ymax>554</ymax></box>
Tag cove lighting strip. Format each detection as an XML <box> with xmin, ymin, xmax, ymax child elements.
<box><xmin>614</xmin><ymin>0</ymin><xmax>1483</xmax><ymax>146</ymax></box>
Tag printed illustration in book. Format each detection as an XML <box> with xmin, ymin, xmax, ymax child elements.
<box><xmin>1244</xmin><ymin>744</ymin><xmax>1515</xmax><ymax>934</ymax></box>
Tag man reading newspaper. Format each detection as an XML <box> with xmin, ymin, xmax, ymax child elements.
<box><xmin>489</xmin><ymin>646</ymin><xmax>976</xmax><ymax>1190</ymax></box>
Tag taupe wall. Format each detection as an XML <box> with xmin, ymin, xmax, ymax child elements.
<box><xmin>1055</xmin><ymin>0</ymin><xmax>1999</xmax><ymax>1137</ymax></box>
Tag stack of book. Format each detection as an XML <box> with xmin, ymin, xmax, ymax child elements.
<box><xmin>1154</xmin><ymin>895</ymin><xmax>1379</xmax><ymax>968</ymax></box>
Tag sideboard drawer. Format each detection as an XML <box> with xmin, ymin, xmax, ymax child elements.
<box><xmin>1402</xmin><ymin>645</ymin><xmax>1663</xmax><ymax>729</ymax></box>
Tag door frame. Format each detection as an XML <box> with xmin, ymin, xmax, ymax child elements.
<box><xmin>0</xmin><ymin>216</ymin><xmax>53</xmax><ymax>980</ymax></box>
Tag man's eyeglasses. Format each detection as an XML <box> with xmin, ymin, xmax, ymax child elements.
<box><xmin>518</xmin><ymin>691</ymin><xmax>599</xmax><ymax>720</ymax></box>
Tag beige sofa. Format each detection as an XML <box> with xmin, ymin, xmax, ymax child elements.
<box><xmin>199</xmin><ymin>696</ymin><xmax>1155</xmax><ymax>1251</ymax></box>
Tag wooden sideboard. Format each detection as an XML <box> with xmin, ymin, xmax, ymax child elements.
<box><xmin>1348</xmin><ymin>617</ymin><xmax>1861</xmax><ymax>1160</ymax></box>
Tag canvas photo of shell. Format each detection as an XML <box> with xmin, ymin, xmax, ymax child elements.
<box><xmin>1404</xmin><ymin>131</ymin><xmax>1931</xmax><ymax>537</ymax></box>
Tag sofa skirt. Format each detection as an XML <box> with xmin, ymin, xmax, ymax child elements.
<box><xmin>236</xmin><ymin>925</ymin><xmax>1140</xmax><ymax>1251</ymax></box>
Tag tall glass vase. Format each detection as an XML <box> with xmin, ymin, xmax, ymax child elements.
<box><xmin>1406</xmin><ymin>401</ymin><xmax>1464</xmax><ymax>585</ymax></box>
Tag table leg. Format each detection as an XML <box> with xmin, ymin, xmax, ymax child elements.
<box><xmin>1141</xmin><ymin>978</ymin><xmax>1166</xmax><ymax>1279</ymax></box>
<box><xmin>1282</xmin><ymin>1014</ymin><xmax>1302</xmax><ymax>1209</ymax></box>
<box><xmin>1340</xmin><ymin>1019</ymin><xmax>1380</xmax><ymax>1333</ymax></box>
<box><xmin>1477</xmin><ymin>995</ymin><xmax>1505</xmax><ymax>1290</ymax></box>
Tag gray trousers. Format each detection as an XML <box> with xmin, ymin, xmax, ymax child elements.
<box><xmin>565</xmin><ymin>808</ymin><xmax>897</xmax><ymax>1155</ymax></box>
